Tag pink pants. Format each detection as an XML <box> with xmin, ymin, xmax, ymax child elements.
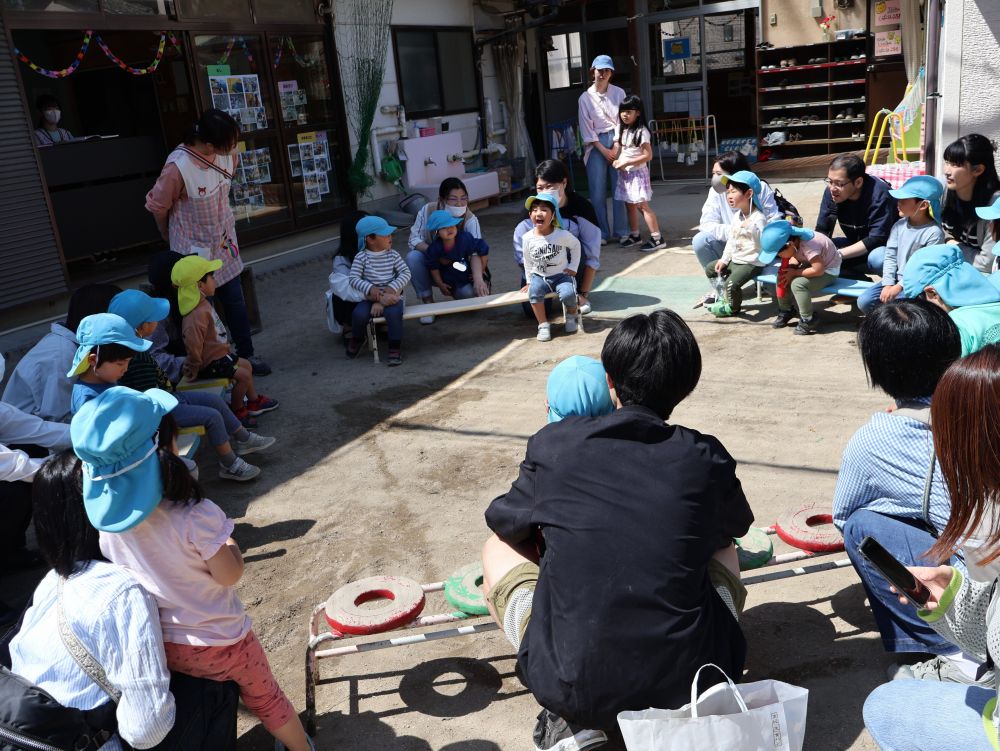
<box><xmin>164</xmin><ymin>629</ymin><xmax>294</xmax><ymax>732</ymax></box>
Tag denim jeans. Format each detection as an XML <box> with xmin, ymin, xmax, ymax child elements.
<box><xmin>842</xmin><ymin>510</ymin><xmax>957</xmax><ymax>654</ymax></box>
<box><xmin>174</xmin><ymin>390</ymin><xmax>242</xmax><ymax>448</ymax></box>
<box><xmin>864</xmin><ymin>680</ymin><xmax>995</xmax><ymax>750</ymax></box>
<box><xmin>352</xmin><ymin>299</ymin><xmax>404</xmax><ymax>344</ymax></box>
<box><xmin>405</xmin><ymin>249</ymin><xmax>434</xmax><ymax>299</ymax></box>
<box><xmin>528</xmin><ymin>273</ymin><xmax>576</xmax><ymax>306</ymax></box>
<box><xmin>585</xmin><ymin>131</ymin><xmax>628</xmax><ymax>241</ymax></box>
<box><xmin>692</xmin><ymin>231</ymin><xmax>728</xmax><ymax>267</ymax></box>
<box><xmin>833</xmin><ymin>237</ymin><xmax>885</xmax><ymax>278</ymax></box>
<box><xmin>858</xmin><ymin>283</ymin><xmax>907</xmax><ymax>314</ymax></box>
<box><xmin>211</xmin><ymin>275</ymin><xmax>254</xmax><ymax>358</ymax></box>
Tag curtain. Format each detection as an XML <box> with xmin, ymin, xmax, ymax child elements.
<box><xmin>901</xmin><ymin>0</ymin><xmax>924</xmax><ymax>83</ymax></box>
<box><xmin>492</xmin><ymin>33</ymin><xmax>536</xmax><ymax>187</ymax></box>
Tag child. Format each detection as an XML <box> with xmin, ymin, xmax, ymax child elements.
<box><xmin>67</xmin><ymin>313</ymin><xmax>152</xmax><ymax>413</ymax></box>
<box><xmin>545</xmin><ymin>355</ymin><xmax>614</xmax><ymax>423</ymax></box>
<box><xmin>761</xmin><ymin>220</ymin><xmax>842</xmax><ymax>335</ymax></box>
<box><xmin>71</xmin><ymin>388</ymin><xmax>314</xmax><ymax>751</ymax></box>
<box><xmin>975</xmin><ymin>195</ymin><xmax>1000</xmax><ymax>270</ymax></box>
<box><xmin>109</xmin><ymin>289</ymin><xmax>274</xmax><ymax>482</ymax></box>
<box><xmin>858</xmin><ymin>175</ymin><xmax>946</xmax><ymax>314</ymax></box>
<box><xmin>172</xmin><ymin>256</ymin><xmax>277</xmax><ymax>422</ymax></box>
<box><xmin>348</xmin><ymin>216</ymin><xmax>412</xmax><ymax>365</ymax></box>
<box><xmin>611</xmin><ymin>95</ymin><xmax>665</xmax><ymax>252</ymax></box>
<box><xmin>703</xmin><ymin>170</ymin><xmax>769</xmax><ymax>317</ymax></box>
<box><xmin>425</xmin><ymin>210</ymin><xmax>490</xmax><ymax>301</ymax></box>
<box><xmin>520</xmin><ymin>193</ymin><xmax>581</xmax><ymax>342</ymax></box>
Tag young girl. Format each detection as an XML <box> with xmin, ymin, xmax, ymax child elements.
<box><xmin>74</xmin><ymin>387</ymin><xmax>315</xmax><ymax>751</ymax></box>
<box><xmin>425</xmin><ymin>210</ymin><xmax>490</xmax><ymax>300</ymax></box>
<box><xmin>611</xmin><ymin>95</ymin><xmax>665</xmax><ymax>252</ymax></box>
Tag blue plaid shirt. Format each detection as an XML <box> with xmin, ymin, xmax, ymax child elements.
<box><xmin>832</xmin><ymin>398</ymin><xmax>951</xmax><ymax>533</ymax></box>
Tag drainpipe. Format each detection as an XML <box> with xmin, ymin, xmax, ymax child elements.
<box><xmin>923</xmin><ymin>0</ymin><xmax>941</xmax><ymax>175</ymax></box>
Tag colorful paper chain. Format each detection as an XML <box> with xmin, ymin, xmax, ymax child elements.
<box><xmin>272</xmin><ymin>36</ymin><xmax>319</xmax><ymax>69</ymax></box>
<box><xmin>217</xmin><ymin>36</ymin><xmax>257</xmax><ymax>71</ymax></box>
<box><xmin>15</xmin><ymin>31</ymin><xmax>183</xmax><ymax>79</ymax></box>
<box><xmin>15</xmin><ymin>31</ymin><xmax>92</xmax><ymax>79</ymax></box>
<box><xmin>96</xmin><ymin>33</ymin><xmax>166</xmax><ymax>75</ymax></box>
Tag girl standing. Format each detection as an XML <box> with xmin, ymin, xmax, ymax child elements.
<box><xmin>612</xmin><ymin>95</ymin><xmax>665</xmax><ymax>252</ymax></box>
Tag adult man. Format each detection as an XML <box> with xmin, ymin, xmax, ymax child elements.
<box><xmin>482</xmin><ymin>310</ymin><xmax>753</xmax><ymax>751</ymax></box>
<box><xmin>815</xmin><ymin>153</ymin><xmax>898</xmax><ymax>279</ymax></box>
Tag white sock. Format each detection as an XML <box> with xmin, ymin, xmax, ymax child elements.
<box><xmin>942</xmin><ymin>650</ymin><xmax>982</xmax><ymax>679</ymax></box>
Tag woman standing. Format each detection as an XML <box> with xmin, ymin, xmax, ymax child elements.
<box><xmin>33</xmin><ymin>94</ymin><xmax>74</xmax><ymax>146</ymax></box>
<box><xmin>578</xmin><ymin>54</ymin><xmax>628</xmax><ymax>245</ymax></box>
<box><xmin>145</xmin><ymin>109</ymin><xmax>270</xmax><ymax>375</ymax></box>
<box><xmin>941</xmin><ymin>133</ymin><xmax>1000</xmax><ymax>272</ymax></box>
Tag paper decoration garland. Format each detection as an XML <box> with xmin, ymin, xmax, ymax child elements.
<box><xmin>15</xmin><ymin>31</ymin><xmax>92</xmax><ymax>79</ymax></box>
<box><xmin>96</xmin><ymin>33</ymin><xmax>166</xmax><ymax>75</ymax></box>
<box><xmin>217</xmin><ymin>36</ymin><xmax>257</xmax><ymax>71</ymax></box>
<box><xmin>272</xmin><ymin>36</ymin><xmax>320</xmax><ymax>69</ymax></box>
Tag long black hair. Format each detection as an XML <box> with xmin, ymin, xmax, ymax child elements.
<box><xmin>715</xmin><ymin>150</ymin><xmax>751</xmax><ymax>176</ymax></box>
<box><xmin>942</xmin><ymin>134</ymin><xmax>1000</xmax><ymax>227</ymax></box>
<box><xmin>33</xmin><ymin>451</ymin><xmax>102</xmax><ymax>578</ymax></box>
<box><xmin>617</xmin><ymin>95</ymin><xmax>649</xmax><ymax>150</ymax></box>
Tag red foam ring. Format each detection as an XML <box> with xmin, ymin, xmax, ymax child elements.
<box><xmin>775</xmin><ymin>504</ymin><xmax>845</xmax><ymax>554</ymax></box>
<box><xmin>354</xmin><ymin>589</ymin><xmax>396</xmax><ymax>607</ymax></box>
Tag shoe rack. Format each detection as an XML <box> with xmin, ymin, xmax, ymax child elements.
<box><xmin>756</xmin><ymin>37</ymin><xmax>871</xmax><ymax>157</ymax></box>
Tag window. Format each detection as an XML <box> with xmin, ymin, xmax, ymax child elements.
<box><xmin>544</xmin><ymin>32</ymin><xmax>584</xmax><ymax>90</ymax></box>
<box><xmin>651</xmin><ymin>18</ymin><xmax>701</xmax><ymax>82</ymax></box>
<box><xmin>392</xmin><ymin>28</ymin><xmax>478</xmax><ymax>118</ymax></box>
<box><xmin>704</xmin><ymin>12</ymin><xmax>746</xmax><ymax>71</ymax></box>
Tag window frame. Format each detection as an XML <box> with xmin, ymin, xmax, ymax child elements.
<box><xmin>542</xmin><ymin>31</ymin><xmax>584</xmax><ymax>91</ymax></box>
<box><xmin>390</xmin><ymin>25</ymin><xmax>480</xmax><ymax>120</ymax></box>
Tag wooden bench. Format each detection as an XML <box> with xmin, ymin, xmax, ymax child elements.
<box><xmin>175</xmin><ymin>377</ymin><xmax>230</xmax><ymax>395</ymax></box>
<box><xmin>367</xmin><ymin>291</ymin><xmax>578</xmax><ymax>362</ymax></box>
<box><xmin>755</xmin><ymin>273</ymin><xmax>875</xmax><ymax>302</ymax></box>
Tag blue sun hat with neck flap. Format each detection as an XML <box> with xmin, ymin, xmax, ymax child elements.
<box><xmin>67</xmin><ymin>313</ymin><xmax>152</xmax><ymax>377</ymax></box>
<box><xmin>71</xmin><ymin>386</ymin><xmax>177</xmax><ymax>532</ymax></box>
<box><xmin>426</xmin><ymin>209</ymin><xmax>463</xmax><ymax>233</ymax></box>
<box><xmin>902</xmin><ymin>244</ymin><xmax>1000</xmax><ymax>305</ymax></box>
<box><xmin>546</xmin><ymin>356</ymin><xmax>614</xmax><ymax>423</ymax></box>
<box><xmin>525</xmin><ymin>192</ymin><xmax>564</xmax><ymax>228</ymax></box>
<box><xmin>108</xmin><ymin>289</ymin><xmax>170</xmax><ymax>332</ymax></box>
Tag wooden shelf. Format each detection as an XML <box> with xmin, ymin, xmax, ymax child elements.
<box><xmin>756</xmin><ymin>37</ymin><xmax>870</xmax><ymax>53</ymax></box>
<box><xmin>760</xmin><ymin>96</ymin><xmax>865</xmax><ymax>111</ymax></box>
<box><xmin>759</xmin><ymin>78</ymin><xmax>865</xmax><ymax>93</ymax></box>
<box><xmin>759</xmin><ymin>58</ymin><xmax>867</xmax><ymax>74</ymax></box>
<box><xmin>762</xmin><ymin>117</ymin><xmax>866</xmax><ymax>129</ymax></box>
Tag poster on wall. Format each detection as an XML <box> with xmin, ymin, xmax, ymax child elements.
<box><xmin>874</xmin><ymin>0</ymin><xmax>901</xmax><ymax>25</ymax></box>
<box><xmin>208</xmin><ymin>74</ymin><xmax>267</xmax><ymax>133</ymax></box>
<box><xmin>278</xmin><ymin>80</ymin><xmax>309</xmax><ymax>124</ymax></box>
<box><xmin>296</xmin><ymin>130</ymin><xmax>332</xmax><ymax>205</ymax></box>
<box><xmin>230</xmin><ymin>142</ymin><xmax>272</xmax><ymax>216</ymax></box>
<box><xmin>875</xmin><ymin>30</ymin><xmax>902</xmax><ymax>57</ymax></box>
<box><xmin>662</xmin><ymin>37</ymin><xmax>691</xmax><ymax>61</ymax></box>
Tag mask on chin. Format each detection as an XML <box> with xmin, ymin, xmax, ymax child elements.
<box><xmin>711</xmin><ymin>174</ymin><xmax>726</xmax><ymax>194</ymax></box>
<box><xmin>446</xmin><ymin>204</ymin><xmax>466</xmax><ymax>218</ymax></box>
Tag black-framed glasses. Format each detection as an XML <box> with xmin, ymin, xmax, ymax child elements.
<box><xmin>823</xmin><ymin>178</ymin><xmax>853</xmax><ymax>189</ymax></box>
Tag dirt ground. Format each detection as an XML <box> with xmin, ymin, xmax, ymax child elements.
<box><xmin>4</xmin><ymin>178</ymin><xmax>892</xmax><ymax>750</ymax></box>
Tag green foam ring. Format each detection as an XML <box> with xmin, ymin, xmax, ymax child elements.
<box><xmin>734</xmin><ymin>527</ymin><xmax>774</xmax><ymax>571</ymax></box>
<box><xmin>444</xmin><ymin>562</ymin><xmax>490</xmax><ymax>616</ymax></box>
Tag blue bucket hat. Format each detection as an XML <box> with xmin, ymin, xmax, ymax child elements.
<box><xmin>71</xmin><ymin>386</ymin><xmax>177</xmax><ymax>532</ymax></box>
<box><xmin>68</xmin><ymin>313</ymin><xmax>152</xmax><ymax>377</ymax></box>
<box><xmin>426</xmin><ymin>209</ymin><xmax>463</xmax><ymax>233</ymax></box>
<box><xmin>902</xmin><ymin>244</ymin><xmax>1000</xmax><ymax>306</ymax></box>
<box><xmin>547</xmin><ymin>356</ymin><xmax>614</xmax><ymax>423</ymax></box>
<box><xmin>355</xmin><ymin>216</ymin><xmax>397</xmax><ymax>252</ymax></box>
<box><xmin>720</xmin><ymin>170</ymin><xmax>764</xmax><ymax>212</ymax></box>
<box><xmin>889</xmin><ymin>175</ymin><xmax>944</xmax><ymax>221</ymax></box>
<box><xmin>975</xmin><ymin>195</ymin><xmax>1000</xmax><ymax>221</ymax></box>
<box><xmin>758</xmin><ymin>220</ymin><xmax>816</xmax><ymax>265</ymax></box>
<box><xmin>591</xmin><ymin>54</ymin><xmax>615</xmax><ymax>71</ymax></box>
<box><xmin>525</xmin><ymin>193</ymin><xmax>564</xmax><ymax>228</ymax></box>
<box><xmin>108</xmin><ymin>289</ymin><xmax>170</xmax><ymax>332</ymax></box>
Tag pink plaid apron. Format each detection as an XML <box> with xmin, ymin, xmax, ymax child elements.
<box><xmin>166</xmin><ymin>147</ymin><xmax>244</xmax><ymax>286</ymax></box>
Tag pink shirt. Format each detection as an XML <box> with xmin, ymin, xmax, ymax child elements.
<box><xmin>796</xmin><ymin>232</ymin><xmax>842</xmax><ymax>276</ymax></box>
<box><xmin>577</xmin><ymin>83</ymin><xmax>625</xmax><ymax>162</ymax></box>
<box><xmin>99</xmin><ymin>499</ymin><xmax>251</xmax><ymax>647</ymax></box>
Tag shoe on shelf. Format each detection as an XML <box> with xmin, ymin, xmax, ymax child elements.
<box><xmin>536</xmin><ymin>322</ymin><xmax>552</xmax><ymax>342</ymax></box>
<box><xmin>532</xmin><ymin>709</ymin><xmax>608</xmax><ymax>751</ymax></box>
<box><xmin>246</xmin><ymin>394</ymin><xmax>279</xmax><ymax>416</ymax></box>
<box><xmin>233</xmin><ymin>432</ymin><xmax>276</xmax><ymax>456</ymax></box>
<box><xmin>219</xmin><ymin>456</ymin><xmax>261</xmax><ymax>482</ymax></box>
<box><xmin>772</xmin><ymin>309</ymin><xmax>796</xmax><ymax>328</ymax></box>
<box><xmin>890</xmin><ymin>655</ymin><xmax>994</xmax><ymax>686</ymax></box>
<box><xmin>387</xmin><ymin>349</ymin><xmax>402</xmax><ymax>366</ymax></box>
<box><xmin>247</xmin><ymin>355</ymin><xmax>271</xmax><ymax>376</ymax></box>
<box><xmin>620</xmin><ymin>234</ymin><xmax>642</xmax><ymax>248</ymax></box>
<box><xmin>640</xmin><ymin>236</ymin><xmax>666</xmax><ymax>252</ymax></box>
<box><xmin>794</xmin><ymin>316</ymin><xmax>819</xmax><ymax>335</ymax></box>
<box><xmin>232</xmin><ymin>406</ymin><xmax>258</xmax><ymax>428</ymax></box>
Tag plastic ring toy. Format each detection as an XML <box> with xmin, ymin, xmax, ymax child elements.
<box><xmin>775</xmin><ymin>502</ymin><xmax>844</xmax><ymax>553</ymax></box>
<box><xmin>734</xmin><ymin>527</ymin><xmax>774</xmax><ymax>570</ymax></box>
<box><xmin>444</xmin><ymin>562</ymin><xmax>489</xmax><ymax>616</ymax></box>
<box><xmin>325</xmin><ymin>575</ymin><xmax>426</xmax><ymax>635</ymax></box>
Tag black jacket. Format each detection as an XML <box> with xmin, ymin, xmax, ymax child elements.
<box><xmin>815</xmin><ymin>174</ymin><xmax>898</xmax><ymax>252</ymax></box>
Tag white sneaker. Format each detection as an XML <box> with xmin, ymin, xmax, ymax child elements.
<box><xmin>536</xmin><ymin>322</ymin><xmax>552</xmax><ymax>342</ymax></box>
<box><xmin>579</xmin><ymin>300</ymin><xmax>592</xmax><ymax>315</ymax></box>
<box><xmin>564</xmin><ymin>315</ymin><xmax>578</xmax><ymax>333</ymax></box>
<box><xmin>219</xmin><ymin>456</ymin><xmax>261</xmax><ymax>482</ymax></box>
<box><xmin>419</xmin><ymin>315</ymin><xmax>435</xmax><ymax>325</ymax></box>
<box><xmin>233</xmin><ymin>432</ymin><xmax>276</xmax><ymax>456</ymax></box>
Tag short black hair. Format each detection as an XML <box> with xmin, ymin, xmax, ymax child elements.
<box><xmin>601</xmin><ymin>309</ymin><xmax>701</xmax><ymax>419</ymax></box>
<box><xmin>829</xmin><ymin>153</ymin><xmax>866</xmax><ymax>181</ymax></box>
<box><xmin>66</xmin><ymin>284</ymin><xmax>122</xmax><ymax>332</ymax></box>
<box><xmin>32</xmin><ymin>450</ymin><xmax>102</xmax><ymax>578</ymax></box>
<box><xmin>857</xmin><ymin>299</ymin><xmax>961</xmax><ymax>400</ymax></box>
<box><xmin>184</xmin><ymin>108</ymin><xmax>240</xmax><ymax>151</ymax></box>
<box><xmin>535</xmin><ymin>159</ymin><xmax>570</xmax><ymax>185</ymax></box>
<box><xmin>715</xmin><ymin>150</ymin><xmax>751</xmax><ymax>175</ymax></box>
<box><xmin>725</xmin><ymin>179</ymin><xmax>751</xmax><ymax>195</ymax></box>
<box><xmin>156</xmin><ymin>417</ymin><xmax>204</xmax><ymax>506</ymax></box>
<box><xmin>93</xmin><ymin>342</ymin><xmax>136</xmax><ymax>366</ymax></box>
<box><xmin>438</xmin><ymin>177</ymin><xmax>468</xmax><ymax>200</ymax></box>
<box><xmin>35</xmin><ymin>94</ymin><xmax>59</xmax><ymax>112</ymax></box>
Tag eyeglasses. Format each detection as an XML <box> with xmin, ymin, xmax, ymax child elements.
<box><xmin>445</xmin><ymin>196</ymin><xmax>468</xmax><ymax>206</ymax></box>
<box><xmin>823</xmin><ymin>178</ymin><xmax>853</xmax><ymax>189</ymax></box>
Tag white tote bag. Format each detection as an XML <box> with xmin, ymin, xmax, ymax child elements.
<box><xmin>617</xmin><ymin>664</ymin><xmax>808</xmax><ymax>751</ymax></box>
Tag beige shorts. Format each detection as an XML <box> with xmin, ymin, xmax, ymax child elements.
<box><xmin>484</xmin><ymin>561</ymin><xmax>539</xmax><ymax>649</ymax></box>
<box><xmin>709</xmin><ymin>557</ymin><xmax>748</xmax><ymax>619</ymax></box>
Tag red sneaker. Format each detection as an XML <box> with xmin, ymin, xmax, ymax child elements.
<box><xmin>232</xmin><ymin>406</ymin><xmax>258</xmax><ymax>428</ymax></box>
<box><xmin>246</xmin><ymin>394</ymin><xmax>279</xmax><ymax>416</ymax></box>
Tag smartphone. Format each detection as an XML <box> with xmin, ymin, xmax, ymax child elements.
<box><xmin>858</xmin><ymin>536</ymin><xmax>930</xmax><ymax>606</ymax></box>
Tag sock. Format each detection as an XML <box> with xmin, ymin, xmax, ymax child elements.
<box><xmin>942</xmin><ymin>651</ymin><xmax>982</xmax><ymax>679</ymax></box>
<box><xmin>233</xmin><ymin>427</ymin><xmax>250</xmax><ymax>442</ymax></box>
<box><xmin>651</xmin><ymin>232</ymin><xmax>661</xmax><ymax>241</ymax></box>
<box><xmin>219</xmin><ymin>450</ymin><xmax>237</xmax><ymax>468</ymax></box>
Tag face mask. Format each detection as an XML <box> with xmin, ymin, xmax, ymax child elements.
<box><xmin>962</xmin><ymin>538</ymin><xmax>1000</xmax><ymax>583</ymax></box>
<box><xmin>446</xmin><ymin>205</ymin><xmax>466</xmax><ymax>218</ymax></box>
<box><xmin>711</xmin><ymin>174</ymin><xmax>726</xmax><ymax>193</ymax></box>
<box><xmin>43</xmin><ymin>109</ymin><xmax>61</xmax><ymax>125</ymax></box>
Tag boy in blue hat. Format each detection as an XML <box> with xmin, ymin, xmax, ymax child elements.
<box><xmin>858</xmin><ymin>175</ymin><xmax>946</xmax><ymax>314</ymax></box>
<box><xmin>545</xmin><ymin>356</ymin><xmax>614</xmax><ymax>422</ymax></box>
<box><xmin>424</xmin><ymin>209</ymin><xmax>490</xmax><ymax>302</ymax></box>
<box><xmin>703</xmin><ymin>170</ymin><xmax>768</xmax><ymax>317</ymax></box>
<box><xmin>348</xmin><ymin>215</ymin><xmax>412</xmax><ymax>364</ymax></box>
<box><xmin>902</xmin><ymin>243</ymin><xmax>1000</xmax><ymax>355</ymax></box>
<box><xmin>521</xmin><ymin>193</ymin><xmax>582</xmax><ymax>342</ymax></box>
<box><xmin>975</xmin><ymin>195</ymin><xmax>1000</xmax><ymax>267</ymax></box>
<box><xmin>68</xmin><ymin>313</ymin><xmax>153</xmax><ymax>413</ymax></box>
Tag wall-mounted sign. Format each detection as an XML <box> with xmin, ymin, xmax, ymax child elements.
<box><xmin>663</xmin><ymin>37</ymin><xmax>691</xmax><ymax>61</ymax></box>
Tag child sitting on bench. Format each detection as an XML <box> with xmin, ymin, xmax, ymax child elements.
<box><xmin>424</xmin><ymin>210</ymin><xmax>490</xmax><ymax>301</ymax></box>
<box><xmin>68</xmin><ymin>313</ymin><xmax>153</xmax><ymax>413</ymax></box>
<box><xmin>520</xmin><ymin>193</ymin><xmax>581</xmax><ymax>342</ymax></box>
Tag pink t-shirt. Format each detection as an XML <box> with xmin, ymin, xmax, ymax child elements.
<box><xmin>99</xmin><ymin>499</ymin><xmax>251</xmax><ymax>647</ymax></box>
<box><xmin>795</xmin><ymin>232</ymin><xmax>842</xmax><ymax>276</ymax></box>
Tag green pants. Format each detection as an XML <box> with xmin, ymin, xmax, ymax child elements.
<box><xmin>704</xmin><ymin>261</ymin><xmax>762</xmax><ymax>312</ymax></box>
<box><xmin>778</xmin><ymin>272</ymin><xmax>838</xmax><ymax>317</ymax></box>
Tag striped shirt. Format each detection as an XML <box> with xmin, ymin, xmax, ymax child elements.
<box><xmin>9</xmin><ymin>562</ymin><xmax>176</xmax><ymax>750</ymax></box>
<box><xmin>349</xmin><ymin>249</ymin><xmax>412</xmax><ymax>295</ymax></box>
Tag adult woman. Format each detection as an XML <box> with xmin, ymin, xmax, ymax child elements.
<box><xmin>578</xmin><ymin>54</ymin><xmax>627</xmax><ymax>244</ymax></box>
<box><xmin>145</xmin><ymin>109</ymin><xmax>270</xmax><ymax>375</ymax></box>
<box><xmin>863</xmin><ymin>345</ymin><xmax>1000</xmax><ymax>749</ymax></box>
<box><xmin>406</xmin><ymin>178</ymin><xmax>484</xmax><ymax>324</ymax></box>
<box><xmin>941</xmin><ymin>134</ymin><xmax>1000</xmax><ymax>271</ymax></box>
<box><xmin>514</xmin><ymin>159</ymin><xmax>602</xmax><ymax>315</ymax></box>
<box><xmin>33</xmin><ymin>94</ymin><xmax>74</xmax><ymax>146</ymax></box>
<box><xmin>326</xmin><ymin>209</ymin><xmax>368</xmax><ymax>348</ymax></box>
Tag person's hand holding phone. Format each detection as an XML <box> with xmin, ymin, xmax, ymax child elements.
<box><xmin>892</xmin><ymin>565</ymin><xmax>954</xmax><ymax>610</ymax></box>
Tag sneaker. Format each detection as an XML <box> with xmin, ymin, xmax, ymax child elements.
<box><xmin>537</xmin><ymin>322</ymin><xmax>552</xmax><ymax>342</ymax></box>
<box><xmin>345</xmin><ymin>339</ymin><xmax>362</xmax><ymax>359</ymax></box>
<box><xmin>890</xmin><ymin>655</ymin><xmax>994</xmax><ymax>685</ymax></box>
<box><xmin>232</xmin><ymin>406</ymin><xmax>258</xmax><ymax>428</ymax></box>
<box><xmin>772</xmin><ymin>309</ymin><xmax>795</xmax><ymax>328</ymax></box>
<box><xmin>693</xmin><ymin>292</ymin><xmax>716</xmax><ymax>309</ymax></box>
<box><xmin>246</xmin><ymin>394</ymin><xmax>279</xmax><ymax>416</ymax></box>
<box><xmin>419</xmin><ymin>315</ymin><xmax>435</xmax><ymax>325</ymax></box>
<box><xmin>639</xmin><ymin>235</ymin><xmax>666</xmax><ymax>252</ymax></box>
<box><xmin>219</xmin><ymin>456</ymin><xmax>260</xmax><ymax>482</ymax></box>
<box><xmin>387</xmin><ymin>349</ymin><xmax>402</xmax><ymax>366</ymax></box>
<box><xmin>233</xmin><ymin>432</ymin><xmax>276</xmax><ymax>456</ymax></box>
<box><xmin>794</xmin><ymin>316</ymin><xmax>818</xmax><ymax>335</ymax></box>
<box><xmin>564</xmin><ymin>315</ymin><xmax>578</xmax><ymax>334</ymax></box>
<box><xmin>619</xmin><ymin>234</ymin><xmax>642</xmax><ymax>248</ymax></box>
<box><xmin>532</xmin><ymin>709</ymin><xmax>608</xmax><ymax>751</ymax></box>
<box><xmin>600</xmin><ymin>238</ymin><xmax>608</xmax><ymax>246</ymax></box>
<box><xmin>247</xmin><ymin>355</ymin><xmax>271</xmax><ymax>376</ymax></box>
<box><xmin>579</xmin><ymin>300</ymin><xmax>593</xmax><ymax>315</ymax></box>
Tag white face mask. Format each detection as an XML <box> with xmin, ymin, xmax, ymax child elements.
<box><xmin>446</xmin><ymin>204</ymin><xmax>466</xmax><ymax>218</ymax></box>
<box><xmin>961</xmin><ymin>538</ymin><xmax>1000</xmax><ymax>583</ymax></box>
<box><xmin>43</xmin><ymin>109</ymin><xmax>61</xmax><ymax>125</ymax></box>
<box><xmin>711</xmin><ymin>174</ymin><xmax>726</xmax><ymax>193</ymax></box>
